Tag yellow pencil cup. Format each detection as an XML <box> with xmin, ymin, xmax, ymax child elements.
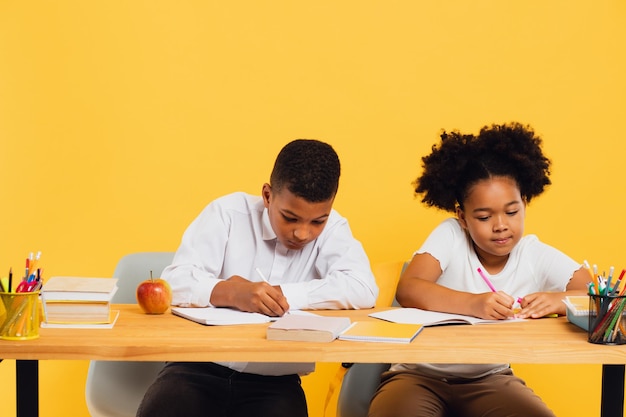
<box><xmin>0</xmin><ymin>291</ymin><xmax>40</xmax><ymax>340</ymax></box>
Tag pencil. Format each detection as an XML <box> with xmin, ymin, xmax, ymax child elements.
<box><xmin>255</xmin><ymin>267</ymin><xmax>269</xmax><ymax>283</ymax></box>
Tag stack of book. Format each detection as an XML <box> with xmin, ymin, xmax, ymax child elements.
<box><xmin>41</xmin><ymin>276</ymin><xmax>119</xmax><ymax>328</ymax></box>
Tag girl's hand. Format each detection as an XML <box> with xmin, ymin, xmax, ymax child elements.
<box><xmin>516</xmin><ymin>292</ymin><xmax>565</xmax><ymax>319</ymax></box>
<box><xmin>470</xmin><ymin>291</ymin><xmax>516</xmax><ymax>320</ymax></box>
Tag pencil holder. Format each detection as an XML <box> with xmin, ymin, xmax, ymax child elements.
<box><xmin>0</xmin><ymin>291</ymin><xmax>40</xmax><ymax>340</ymax></box>
<box><xmin>588</xmin><ymin>294</ymin><xmax>626</xmax><ymax>345</ymax></box>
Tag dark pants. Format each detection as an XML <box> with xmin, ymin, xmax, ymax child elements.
<box><xmin>137</xmin><ymin>362</ymin><xmax>308</xmax><ymax>417</ymax></box>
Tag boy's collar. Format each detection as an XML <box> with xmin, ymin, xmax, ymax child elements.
<box><xmin>261</xmin><ymin>206</ymin><xmax>276</xmax><ymax>241</ymax></box>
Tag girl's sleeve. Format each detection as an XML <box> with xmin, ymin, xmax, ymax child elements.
<box><xmin>415</xmin><ymin>218</ymin><xmax>461</xmax><ymax>271</ymax></box>
<box><xmin>532</xmin><ymin>240</ymin><xmax>582</xmax><ymax>291</ymax></box>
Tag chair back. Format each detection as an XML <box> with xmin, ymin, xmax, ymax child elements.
<box><xmin>111</xmin><ymin>252</ymin><xmax>175</xmax><ymax>303</ymax></box>
<box><xmin>336</xmin><ymin>363</ymin><xmax>391</xmax><ymax>417</ymax></box>
<box><xmin>85</xmin><ymin>252</ymin><xmax>175</xmax><ymax>417</ymax></box>
<box><xmin>335</xmin><ymin>261</ymin><xmax>408</xmax><ymax>417</ymax></box>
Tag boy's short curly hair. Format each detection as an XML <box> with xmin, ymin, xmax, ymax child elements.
<box><xmin>414</xmin><ymin>122</ymin><xmax>551</xmax><ymax>212</ymax></box>
<box><xmin>270</xmin><ymin>139</ymin><xmax>340</xmax><ymax>202</ymax></box>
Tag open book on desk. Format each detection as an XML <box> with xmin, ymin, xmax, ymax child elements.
<box><xmin>171</xmin><ymin>307</ymin><xmax>319</xmax><ymax>326</ymax></box>
<box><xmin>172</xmin><ymin>307</ymin><xmax>276</xmax><ymax>325</ymax></box>
<box><xmin>369</xmin><ymin>308</ymin><xmax>525</xmax><ymax>326</ymax></box>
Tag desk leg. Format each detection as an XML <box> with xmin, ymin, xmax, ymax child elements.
<box><xmin>16</xmin><ymin>360</ymin><xmax>38</xmax><ymax>417</ymax></box>
<box><xmin>601</xmin><ymin>364</ymin><xmax>624</xmax><ymax>417</ymax></box>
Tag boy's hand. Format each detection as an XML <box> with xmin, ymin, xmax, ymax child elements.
<box><xmin>211</xmin><ymin>275</ymin><xmax>290</xmax><ymax>317</ymax></box>
<box><xmin>516</xmin><ymin>292</ymin><xmax>564</xmax><ymax>319</ymax></box>
<box><xmin>471</xmin><ymin>291</ymin><xmax>516</xmax><ymax>320</ymax></box>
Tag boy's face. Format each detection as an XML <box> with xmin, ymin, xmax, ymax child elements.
<box><xmin>456</xmin><ymin>176</ymin><xmax>526</xmax><ymax>269</ymax></box>
<box><xmin>262</xmin><ymin>183</ymin><xmax>334</xmax><ymax>251</ymax></box>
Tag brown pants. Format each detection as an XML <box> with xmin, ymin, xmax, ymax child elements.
<box><xmin>368</xmin><ymin>368</ymin><xmax>556</xmax><ymax>417</ymax></box>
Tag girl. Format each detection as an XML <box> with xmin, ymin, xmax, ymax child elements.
<box><xmin>368</xmin><ymin>123</ymin><xmax>588</xmax><ymax>417</ymax></box>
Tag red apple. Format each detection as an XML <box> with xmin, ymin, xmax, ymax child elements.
<box><xmin>136</xmin><ymin>272</ymin><xmax>172</xmax><ymax>314</ymax></box>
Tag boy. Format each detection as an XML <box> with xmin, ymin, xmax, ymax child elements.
<box><xmin>137</xmin><ymin>139</ymin><xmax>378</xmax><ymax>417</ymax></box>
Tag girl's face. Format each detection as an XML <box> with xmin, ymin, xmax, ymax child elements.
<box><xmin>456</xmin><ymin>176</ymin><xmax>526</xmax><ymax>269</ymax></box>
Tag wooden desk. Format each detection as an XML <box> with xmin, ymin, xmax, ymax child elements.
<box><xmin>1</xmin><ymin>305</ymin><xmax>625</xmax><ymax>416</ymax></box>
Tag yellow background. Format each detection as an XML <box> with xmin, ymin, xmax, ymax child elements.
<box><xmin>1</xmin><ymin>1</ymin><xmax>624</xmax><ymax>416</ymax></box>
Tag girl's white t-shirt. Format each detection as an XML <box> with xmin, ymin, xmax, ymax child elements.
<box><xmin>391</xmin><ymin>218</ymin><xmax>580</xmax><ymax>379</ymax></box>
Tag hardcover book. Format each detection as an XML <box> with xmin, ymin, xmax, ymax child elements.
<box><xmin>42</xmin><ymin>277</ymin><xmax>119</xmax><ymax>302</ymax></box>
<box><xmin>267</xmin><ymin>314</ymin><xmax>352</xmax><ymax>343</ymax></box>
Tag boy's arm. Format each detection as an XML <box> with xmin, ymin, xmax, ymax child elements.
<box><xmin>162</xmin><ymin>202</ymin><xmax>230</xmax><ymax>307</ymax></box>
<box><xmin>279</xmin><ymin>219</ymin><xmax>379</xmax><ymax>310</ymax></box>
<box><xmin>396</xmin><ymin>253</ymin><xmax>516</xmax><ymax>320</ymax></box>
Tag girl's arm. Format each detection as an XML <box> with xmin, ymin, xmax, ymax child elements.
<box><xmin>396</xmin><ymin>252</ymin><xmax>516</xmax><ymax>320</ymax></box>
<box><xmin>516</xmin><ymin>267</ymin><xmax>589</xmax><ymax>319</ymax></box>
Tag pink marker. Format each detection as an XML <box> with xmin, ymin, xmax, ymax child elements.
<box><xmin>477</xmin><ymin>267</ymin><xmax>497</xmax><ymax>292</ymax></box>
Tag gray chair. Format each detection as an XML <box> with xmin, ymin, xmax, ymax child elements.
<box><xmin>335</xmin><ymin>261</ymin><xmax>408</xmax><ymax>417</ymax></box>
<box><xmin>85</xmin><ymin>252</ymin><xmax>175</xmax><ymax>417</ymax></box>
<box><xmin>336</xmin><ymin>362</ymin><xmax>390</xmax><ymax>417</ymax></box>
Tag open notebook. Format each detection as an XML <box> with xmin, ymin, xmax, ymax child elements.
<box><xmin>172</xmin><ymin>307</ymin><xmax>276</xmax><ymax>325</ymax></box>
<box><xmin>171</xmin><ymin>307</ymin><xmax>319</xmax><ymax>326</ymax></box>
<box><xmin>369</xmin><ymin>307</ymin><xmax>525</xmax><ymax>326</ymax></box>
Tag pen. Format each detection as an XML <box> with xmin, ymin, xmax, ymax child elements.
<box><xmin>31</xmin><ymin>280</ymin><xmax>42</xmax><ymax>292</ymax></box>
<box><xmin>477</xmin><ymin>267</ymin><xmax>497</xmax><ymax>293</ymax></box>
<box><xmin>583</xmin><ymin>260</ymin><xmax>599</xmax><ymax>294</ymax></box>
<box><xmin>615</xmin><ymin>269</ymin><xmax>626</xmax><ymax>295</ymax></box>
<box><xmin>255</xmin><ymin>267</ymin><xmax>269</xmax><ymax>283</ymax></box>
<box><xmin>588</xmin><ymin>282</ymin><xmax>596</xmax><ymax>295</ymax></box>
<box><xmin>478</xmin><ymin>268</ymin><xmax>522</xmax><ymax>309</ymax></box>
<box><xmin>606</xmin><ymin>266</ymin><xmax>615</xmax><ymax>295</ymax></box>
<box><xmin>28</xmin><ymin>251</ymin><xmax>41</xmax><ymax>279</ymax></box>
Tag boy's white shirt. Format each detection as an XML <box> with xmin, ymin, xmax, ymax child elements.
<box><xmin>163</xmin><ymin>192</ymin><xmax>378</xmax><ymax>375</ymax></box>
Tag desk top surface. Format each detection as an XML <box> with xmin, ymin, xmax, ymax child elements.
<box><xmin>0</xmin><ymin>305</ymin><xmax>623</xmax><ymax>364</ymax></box>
